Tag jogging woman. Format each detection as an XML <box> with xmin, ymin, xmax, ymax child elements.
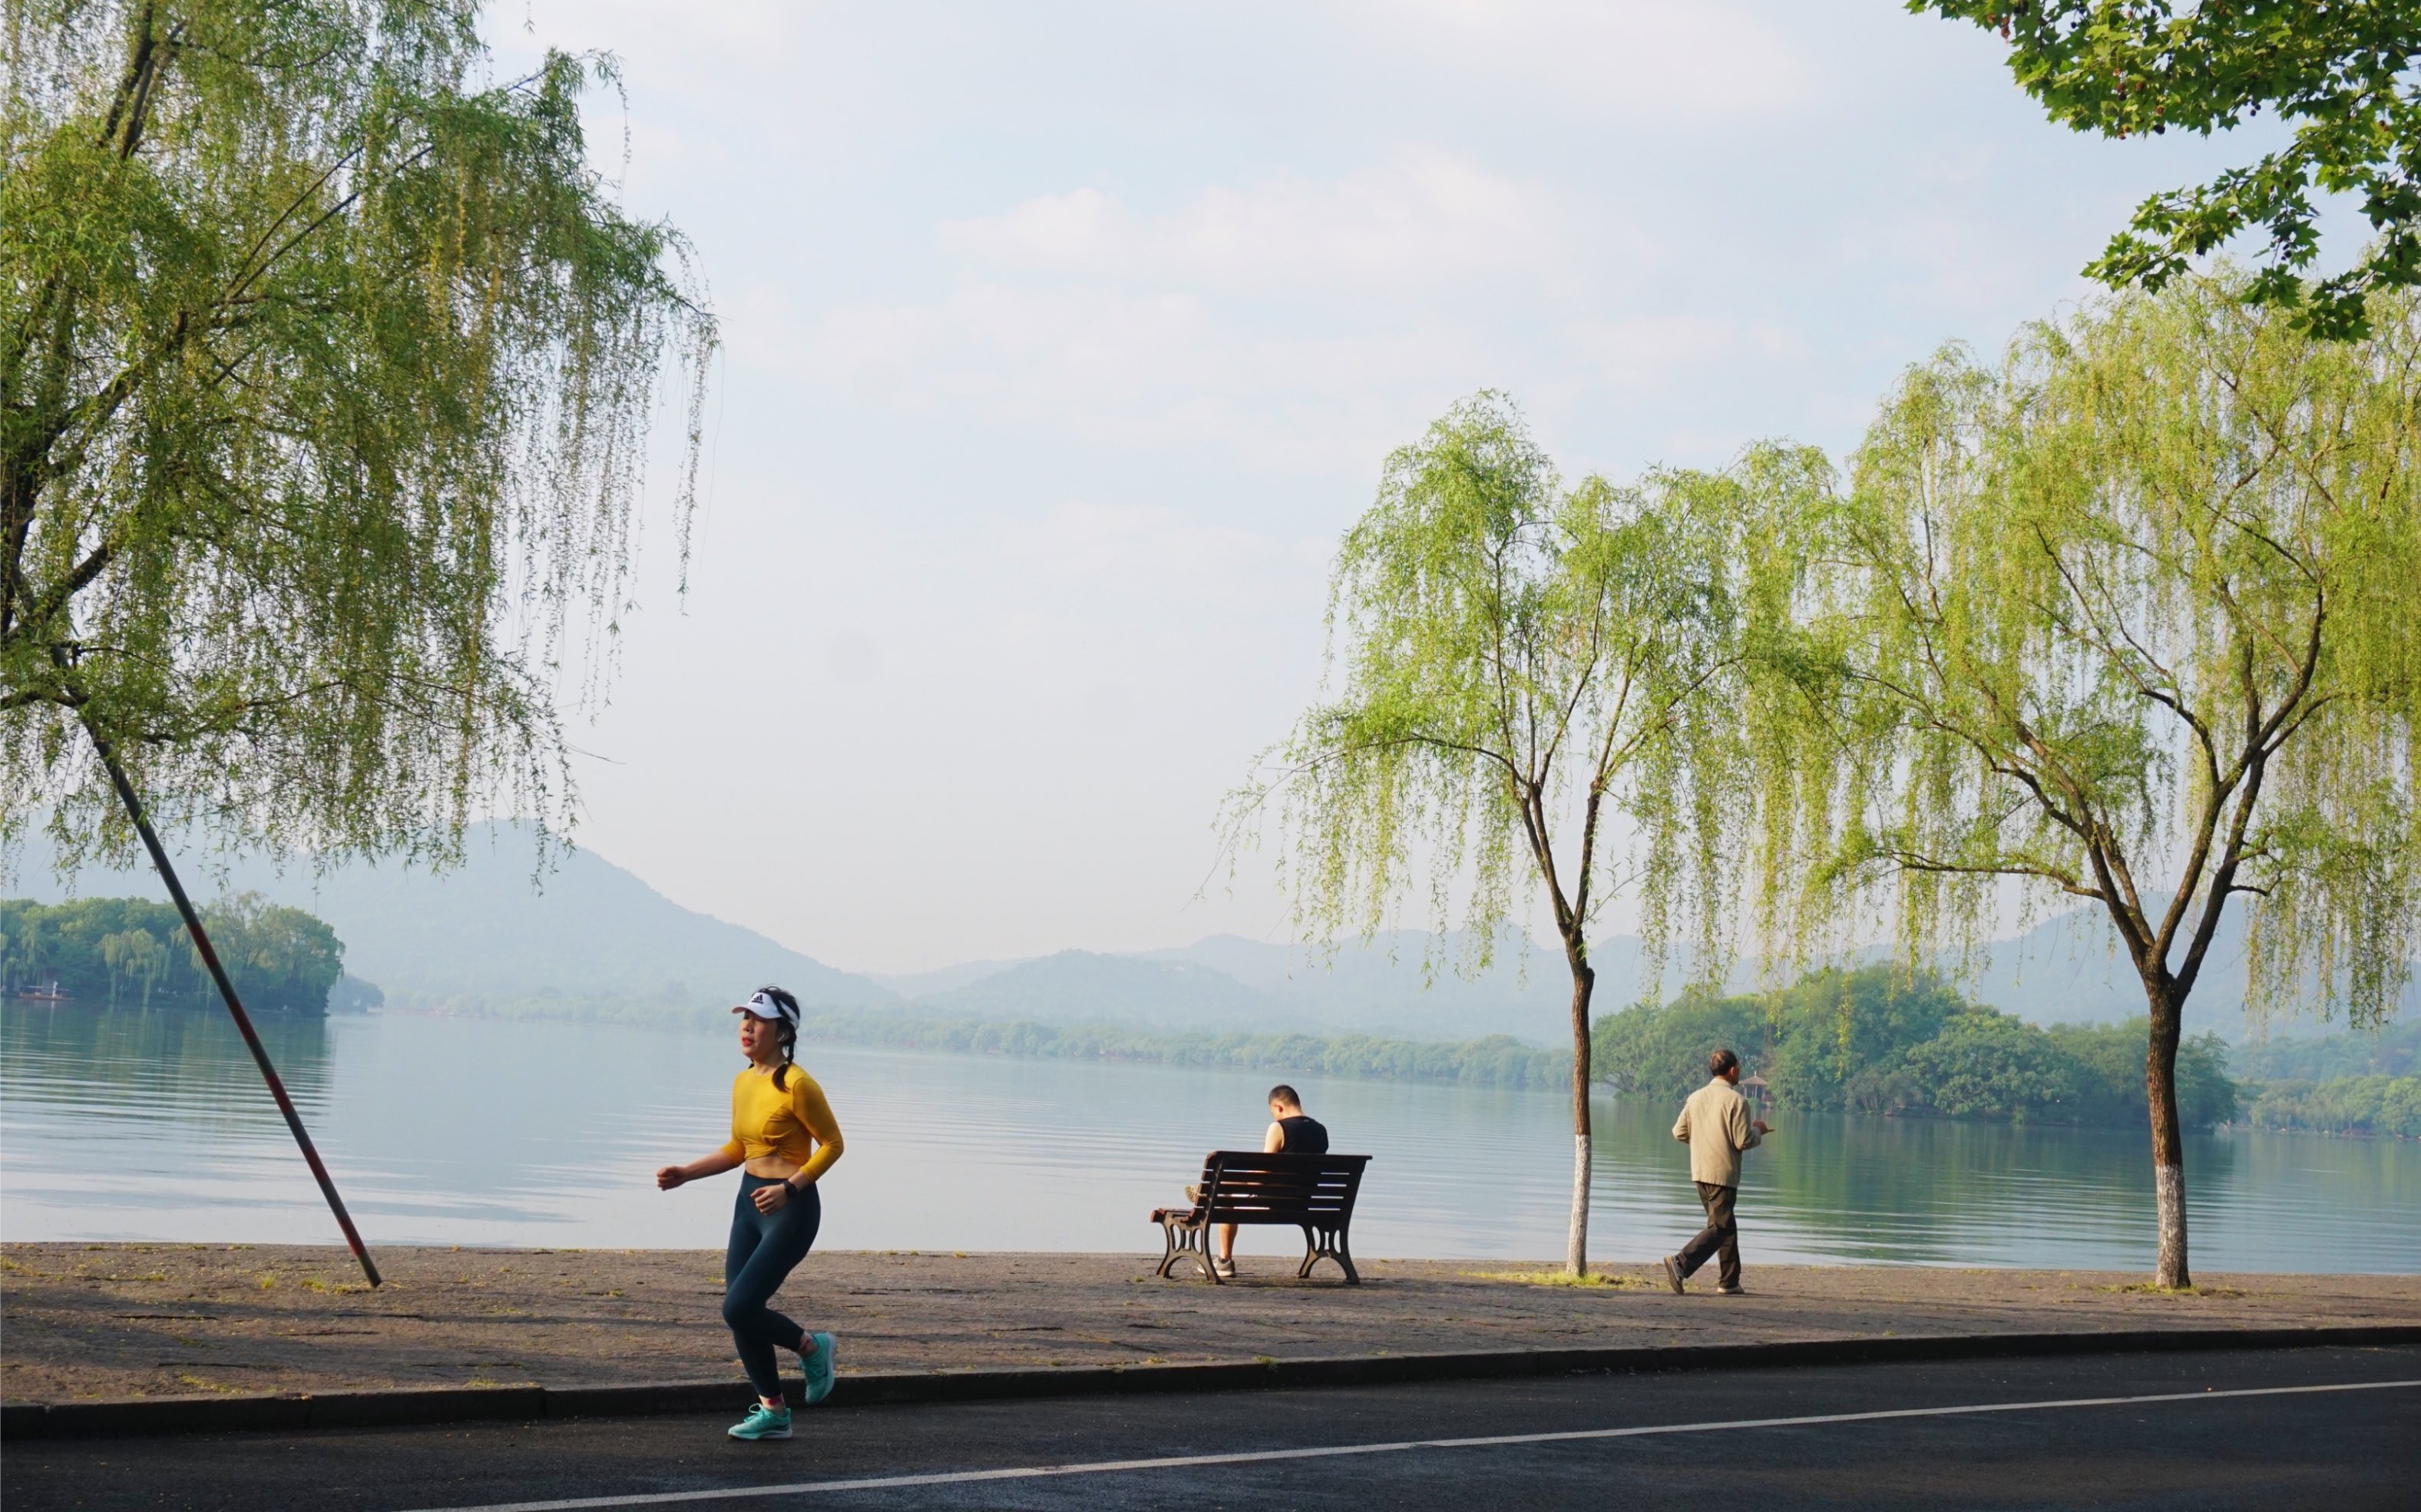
<box><xmin>656</xmin><ymin>986</ymin><xmax>845</xmax><ymax>1441</ymax></box>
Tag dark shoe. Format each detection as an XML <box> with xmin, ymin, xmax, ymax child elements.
<box><xmin>1661</xmin><ymin>1256</ymin><xmax>1685</xmax><ymax>1295</ymax></box>
<box><xmin>1715</xmin><ymin>1285</ymin><xmax>1746</xmax><ymax>1296</ymax></box>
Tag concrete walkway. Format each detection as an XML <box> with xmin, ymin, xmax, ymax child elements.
<box><xmin>6</xmin><ymin>1242</ymin><xmax>2415</xmax><ymax>1404</ymax></box>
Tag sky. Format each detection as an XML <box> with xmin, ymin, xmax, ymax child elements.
<box><xmin>473</xmin><ymin>2</ymin><xmax>2299</xmax><ymax>974</ymax></box>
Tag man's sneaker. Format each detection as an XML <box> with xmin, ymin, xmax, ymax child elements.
<box><xmin>727</xmin><ymin>1401</ymin><xmax>792</xmax><ymax>1441</ymax></box>
<box><xmin>1715</xmin><ymin>1285</ymin><xmax>1747</xmax><ymax>1296</ymax></box>
<box><xmin>800</xmin><ymin>1332</ymin><xmax>837</xmax><ymax>1405</ymax></box>
<box><xmin>1661</xmin><ymin>1256</ymin><xmax>1685</xmax><ymax>1295</ymax></box>
<box><xmin>1212</xmin><ymin>1257</ymin><xmax>1236</xmax><ymax>1279</ymax></box>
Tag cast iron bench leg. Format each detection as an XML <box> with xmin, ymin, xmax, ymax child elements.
<box><xmin>1158</xmin><ymin>1216</ymin><xmax>1217</xmax><ymax>1281</ymax></box>
<box><xmin>1296</xmin><ymin>1223</ymin><xmax>1360</xmax><ymax>1284</ymax></box>
<box><xmin>1156</xmin><ymin>1217</ymin><xmax>1181</xmax><ymax>1279</ymax></box>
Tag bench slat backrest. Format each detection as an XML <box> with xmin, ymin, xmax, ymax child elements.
<box><xmin>1196</xmin><ymin>1151</ymin><xmax>1369</xmax><ymax>1223</ymax></box>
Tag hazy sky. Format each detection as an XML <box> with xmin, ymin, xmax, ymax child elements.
<box><xmin>477</xmin><ymin>2</ymin><xmax>2294</xmax><ymax>974</ymax></box>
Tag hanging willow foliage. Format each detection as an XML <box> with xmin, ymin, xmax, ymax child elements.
<box><xmin>1</xmin><ymin>1</ymin><xmax>716</xmax><ymax>870</ymax></box>
<box><xmin>1227</xmin><ymin>392</ymin><xmax>1811</xmax><ymax>1276</ymax></box>
<box><xmin>1748</xmin><ymin>273</ymin><xmax>2421</xmax><ymax>1287</ymax></box>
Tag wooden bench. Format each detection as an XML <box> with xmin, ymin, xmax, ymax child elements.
<box><xmin>1149</xmin><ymin>1151</ymin><xmax>1371</xmax><ymax>1284</ymax></box>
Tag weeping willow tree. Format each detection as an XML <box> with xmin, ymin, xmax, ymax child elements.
<box><xmin>1231</xmin><ymin>394</ymin><xmax>1807</xmax><ymax>1276</ymax></box>
<box><xmin>2</xmin><ymin>0</ymin><xmax>714</xmax><ymax>868</ymax></box>
<box><xmin>2</xmin><ymin>2</ymin><xmax>711</xmax><ymax>1281</ymax></box>
<box><xmin>1752</xmin><ymin>275</ymin><xmax>2420</xmax><ymax>1288</ymax></box>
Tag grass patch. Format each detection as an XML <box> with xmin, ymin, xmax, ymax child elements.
<box><xmin>1464</xmin><ymin>1269</ymin><xmax>1654</xmax><ymax>1290</ymax></box>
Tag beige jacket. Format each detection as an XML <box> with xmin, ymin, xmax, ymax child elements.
<box><xmin>1672</xmin><ymin>1077</ymin><xmax>1762</xmax><ymax>1187</ymax></box>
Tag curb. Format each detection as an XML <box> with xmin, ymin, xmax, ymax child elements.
<box><xmin>6</xmin><ymin>1323</ymin><xmax>2416</xmax><ymax>1441</ymax></box>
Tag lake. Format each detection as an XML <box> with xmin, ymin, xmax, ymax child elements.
<box><xmin>2</xmin><ymin>1004</ymin><xmax>2413</xmax><ymax>1272</ymax></box>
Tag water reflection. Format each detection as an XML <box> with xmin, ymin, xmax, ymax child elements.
<box><xmin>1</xmin><ymin>1005</ymin><xmax>2412</xmax><ymax>1270</ymax></box>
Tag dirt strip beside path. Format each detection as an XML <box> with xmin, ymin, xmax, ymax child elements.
<box><xmin>5</xmin><ymin>1243</ymin><xmax>2414</xmax><ymax>1404</ymax></box>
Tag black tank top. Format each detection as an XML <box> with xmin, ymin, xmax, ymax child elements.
<box><xmin>1277</xmin><ymin>1115</ymin><xmax>1328</xmax><ymax>1153</ymax></box>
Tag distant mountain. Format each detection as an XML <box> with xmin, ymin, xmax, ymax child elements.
<box><xmin>25</xmin><ymin>819</ymin><xmax>2403</xmax><ymax>1039</ymax></box>
<box><xmin>2228</xmin><ymin>1019</ymin><xmax>2421</xmax><ymax>1081</ymax></box>
<box><xmin>13</xmin><ymin>822</ymin><xmax>891</xmax><ymax>1015</ymax></box>
<box><xmin>1143</xmin><ymin>931</ymin><xmax>1622</xmax><ymax>1044</ymax></box>
<box><xmin>888</xmin><ymin>930</ymin><xmax>1649</xmax><ymax>1045</ymax></box>
<box><xmin>868</xmin><ymin>958</ymin><xmax>1030</xmax><ymax>998</ymax></box>
<box><xmin>1959</xmin><ymin>906</ymin><xmax>2417</xmax><ymax>1040</ymax></box>
<box><xmin>887</xmin><ymin>912</ymin><xmax>2413</xmax><ymax>1047</ymax></box>
<box><xmin>918</xmin><ymin>950</ymin><xmax>1285</xmax><ymax>1031</ymax></box>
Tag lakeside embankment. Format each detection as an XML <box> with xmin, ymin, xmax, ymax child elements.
<box><xmin>5</xmin><ymin>1242</ymin><xmax>2414</xmax><ymax>1405</ymax></box>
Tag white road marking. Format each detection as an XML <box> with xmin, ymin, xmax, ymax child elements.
<box><xmin>395</xmin><ymin>1376</ymin><xmax>2419</xmax><ymax>1512</ymax></box>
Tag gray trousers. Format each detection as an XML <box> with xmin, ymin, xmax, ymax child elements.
<box><xmin>1675</xmin><ymin>1180</ymin><xmax>1740</xmax><ymax>1289</ymax></box>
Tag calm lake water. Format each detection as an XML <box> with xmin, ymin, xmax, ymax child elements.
<box><xmin>2</xmin><ymin>1004</ymin><xmax>2414</xmax><ymax>1271</ymax></box>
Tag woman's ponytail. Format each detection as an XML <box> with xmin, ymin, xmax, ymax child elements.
<box><xmin>758</xmin><ymin>984</ymin><xmax>802</xmax><ymax>1090</ymax></box>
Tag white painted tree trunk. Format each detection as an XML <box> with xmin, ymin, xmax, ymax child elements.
<box><xmin>1567</xmin><ymin>1131</ymin><xmax>1592</xmax><ymax>1276</ymax></box>
<box><xmin>1565</xmin><ymin>958</ymin><xmax>1596</xmax><ymax>1277</ymax></box>
<box><xmin>2155</xmin><ymin>1163</ymin><xmax>2190</xmax><ymax>1290</ymax></box>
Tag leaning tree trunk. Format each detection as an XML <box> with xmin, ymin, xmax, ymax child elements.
<box><xmin>2142</xmin><ymin>983</ymin><xmax>2191</xmax><ymax>1290</ymax></box>
<box><xmin>1565</xmin><ymin>955</ymin><xmax>1597</xmax><ymax>1277</ymax></box>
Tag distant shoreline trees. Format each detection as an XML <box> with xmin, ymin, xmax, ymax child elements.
<box><xmin>795</xmin><ymin>1008</ymin><xmax>1570</xmax><ymax>1091</ymax></box>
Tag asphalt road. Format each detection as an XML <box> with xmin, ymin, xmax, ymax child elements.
<box><xmin>8</xmin><ymin>1345</ymin><xmax>2417</xmax><ymax>1512</ymax></box>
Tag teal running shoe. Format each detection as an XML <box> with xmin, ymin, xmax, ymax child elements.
<box><xmin>801</xmin><ymin>1332</ymin><xmax>837</xmax><ymax>1405</ymax></box>
<box><xmin>727</xmin><ymin>1401</ymin><xmax>792</xmax><ymax>1441</ymax></box>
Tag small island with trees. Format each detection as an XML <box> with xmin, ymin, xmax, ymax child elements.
<box><xmin>0</xmin><ymin>895</ymin><xmax>351</xmax><ymax>1014</ymax></box>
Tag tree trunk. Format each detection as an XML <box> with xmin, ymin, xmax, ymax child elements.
<box><xmin>2142</xmin><ymin>982</ymin><xmax>2191</xmax><ymax>1290</ymax></box>
<box><xmin>1565</xmin><ymin>954</ymin><xmax>1597</xmax><ymax>1278</ymax></box>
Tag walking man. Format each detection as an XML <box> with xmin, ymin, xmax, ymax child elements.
<box><xmin>1663</xmin><ymin>1047</ymin><xmax>1769</xmax><ymax>1296</ymax></box>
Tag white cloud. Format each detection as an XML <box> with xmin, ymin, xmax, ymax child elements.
<box><xmin>796</xmin><ymin>278</ymin><xmax>1470</xmax><ymax>472</ymax></box>
<box><xmin>776</xmin><ymin>153</ymin><xmax>1627</xmax><ymax>470</ymax></box>
<box><xmin>939</xmin><ymin>151</ymin><xmax>1583</xmax><ymax>296</ymax></box>
<box><xmin>1558</xmin><ymin>314</ymin><xmax>1801</xmax><ymax>392</ymax></box>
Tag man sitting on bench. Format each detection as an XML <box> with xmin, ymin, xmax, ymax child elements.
<box><xmin>1212</xmin><ymin>1085</ymin><xmax>1328</xmax><ymax>1279</ymax></box>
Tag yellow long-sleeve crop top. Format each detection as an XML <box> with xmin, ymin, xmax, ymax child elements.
<box><xmin>719</xmin><ymin>1065</ymin><xmax>845</xmax><ymax>1183</ymax></box>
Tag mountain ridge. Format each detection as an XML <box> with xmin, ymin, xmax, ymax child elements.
<box><xmin>11</xmin><ymin>822</ymin><xmax>892</xmax><ymax>1013</ymax></box>
<box><xmin>15</xmin><ymin>829</ymin><xmax>2407</xmax><ymax>1040</ymax></box>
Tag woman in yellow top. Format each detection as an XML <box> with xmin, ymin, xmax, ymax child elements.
<box><xmin>656</xmin><ymin>986</ymin><xmax>845</xmax><ymax>1441</ymax></box>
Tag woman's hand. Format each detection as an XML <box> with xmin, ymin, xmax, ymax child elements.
<box><xmin>655</xmin><ymin>1166</ymin><xmax>687</xmax><ymax>1191</ymax></box>
<box><xmin>752</xmin><ymin>1181</ymin><xmax>792</xmax><ymax>1215</ymax></box>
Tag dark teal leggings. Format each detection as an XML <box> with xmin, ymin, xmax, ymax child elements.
<box><xmin>725</xmin><ymin>1174</ymin><xmax>820</xmax><ymax>1399</ymax></box>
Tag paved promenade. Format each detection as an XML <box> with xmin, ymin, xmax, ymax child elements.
<box><xmin>6</xmin><ymin>1242</ymin><xmax>2415</xmax><ymax>1404</ymax></box>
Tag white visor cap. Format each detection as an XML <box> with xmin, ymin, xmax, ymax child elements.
<box><xmin>733</xmin><ymin>990</ymin><xmax>796</xmax><ymax>1024</ymax></box>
